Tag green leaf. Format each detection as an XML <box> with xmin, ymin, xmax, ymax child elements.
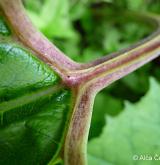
<box><xmin>69</xmin><ymin>0</ymin><xmax>89</xmax><ymax>20</ymax></box>
<box><xmin>25</xmin><ymin>0</ymin><xmax>76</xmax><ymax>39</ymax></box>
<box><xmin>88</xmin><ymin>78</ymin><xmax>160</xmax><ymax>165</ymax></box>
<box><xmin>0</xmin><ymin>43</ymin><xmax>72</xmax><ymax>165</ymax></box>
<box><xmin>89</xmin><ymin>92</ymin><xmax>122</xmax><ymax>139</ymax></box>
<box><xmin>121</xmin><ymin>64</ymin><xmax>151</xmax><ymax>95</ymax></box>
<box><xmin>0</xmin><ymin>17</ymin><xmax>11</xmax><ymax>36</ymax></box>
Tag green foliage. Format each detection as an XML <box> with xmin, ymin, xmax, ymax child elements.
<box><xmin>111</xmin><ymin>0</ymin><xmax>160</xmax><ymax>13</ymax></box>
<box><xmin>88</xmin><ymin>78</ymin><xmax>160</xmax><ymax>165</ymax></box>
<box><xmin>0</xmin><ymin>43</ymin><xmax>72</xmax><ymax>165</ymax></box>
<box><xmin>24</xmin><ymin>0</ymin><xmax>78</xmax><ymax>39</ymax></box>
<box><xmin>0</xmin><ymin>17</ymin><xmax>10</xmax><ymax>36</ymax></box>
<box><xmin>24</xmin><ymin>0</ymin><xmax>157</xmax><ymax>62</ymax></box>
<box><xmin>89</xmin><ymin>93</ymin><xmax>122</xmax><ymax>139</ymax></box>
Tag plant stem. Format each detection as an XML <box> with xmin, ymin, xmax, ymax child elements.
<box><xmin>64</xmin><ymin>13</ymin><xmax>160</xmax><ymax>165</ymax></box>
<box><xmin>67</xmin><ymin>33</ymin><xmax>160</xmax><ymax>90</ymax></box>
<box><xmin>65</xmin><ymin>86</ymin><xmax>96</xmax><ymax>165</ymax></box>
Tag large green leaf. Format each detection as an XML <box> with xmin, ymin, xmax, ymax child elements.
<box><xmin>88</xmin><ymin>78</ymin><xmax>160</xmax><ymax>165</ymax></box>
<box><xmin>0</xmin><ymin>18</ymin><xmax>72</xmax><ymax>165</ymax></box>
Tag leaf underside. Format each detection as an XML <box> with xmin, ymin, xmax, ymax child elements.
<box><xmin>0</xmin><ymin>17</ymin><xmax>72</xmax><ymax>165</ymax></box>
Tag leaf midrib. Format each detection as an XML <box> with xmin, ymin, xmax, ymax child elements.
<box><xmin>0</xmin><ymin>84</ymin><xmax>63</xmax><ymax>112</ymax></box>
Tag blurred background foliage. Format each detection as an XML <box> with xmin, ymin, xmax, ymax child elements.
<box><xmin>23</xmin><ymin>1</ymin><xmax>160</xmax><ymax>164</ymax></box>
